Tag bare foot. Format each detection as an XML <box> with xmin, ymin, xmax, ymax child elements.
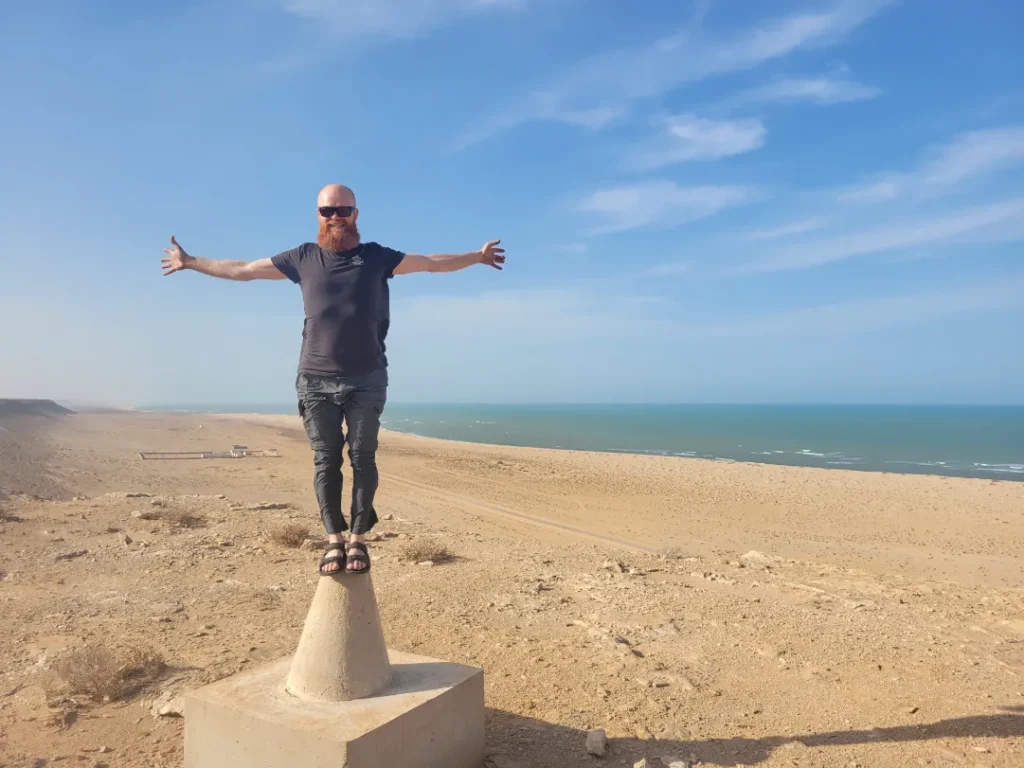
<box><xmin>319</xmin><ymin>542</ymin><xmax>345</xmax><ymax>575</ymax></box>
<box><xmin>346</xmin><ymin>541</ymin><xmax>369</xmax><ymax>572</ymax></box>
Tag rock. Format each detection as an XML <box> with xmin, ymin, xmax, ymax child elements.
<box><xmin>54</xmin><ymin>550</ymin><xmax>88</xmax><ymax>562</ymax></box>
<box><xmin>397</xmin><ymin>533</ymin><xmax>409</xmax><ymax>540</ymax></box>
<box><xmin>382</xmin><ymin>513</ymin><xmax>394</xmax><ymax>521</ymax></box>
<box><xmin>269</xmin><ymin>585</ymin><xmax>286</xmax><ymax>592</ymax></box>
<box><xmin>634</xmin><ymin>760</ymin><xmax>649</xmax><ymax>768</ymax></box>
<box><xmin>120</xmin><ymin>533</ymin><xmax>133</xmax><ymax>546</ymax></box>
<box><xmin>908</xmin><ymin>706</ymin><xmax>919</xmax><ymax>714</ymax></box>
<box><xmin>151</xmin><ymin>693</ymin><xmax>185</xmax><ymax>718</ymax></box>
<box><xmin>585</xmin><ymin>729</ymin><xmax>607</xmax><ymax>757</ymax></box>
<box><xmin>126</xmin><ymin>493</ymin><xmax>151</xmax><ymax>498</ymax></box>
<box><xmin>417</xmin><ymin>561</ymin><xmax>435</xmax><ymax>567</ymax></box>
<box><xmin>659</xmin><ymin>758</ymin><xmax>692</xmax><ymax>768</ymax></box>
<box><xmin>739</xmin><ymin>551</ymin><xmax>777</xmax><ymax>569</ymax></box>
<box><xmin>219</xmin><ymin>540</ymin><xmax>233</xmax><ymax>547</ymax></box>
<box><xmin>98</xmin><ymin>746</ymin><xmax>109</xmax><ymax>754</ymax></box>
<box><xmin>149</xmin><ymin>499</ymin><xmax>165</xmax><ymax>507</ymax></box>
<box><xmin>246</xmin><ymin>502</ymin><xmax>290</xmax><ymax>511</ymax></box>
<box><xmin>215</xmin><ymin>494</ymin><xmax>226</xmax><ymax>500</ymax></box>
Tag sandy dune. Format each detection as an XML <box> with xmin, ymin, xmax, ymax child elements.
<box><xmin>1</xmin><ymin>411</ymin><xmax>1023</xmax><ymax>767</ymax></box>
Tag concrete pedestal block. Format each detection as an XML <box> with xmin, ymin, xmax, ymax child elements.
<box><xmin>184</xmin><ymin>651</ymin><xmax>484</xmax><ymax>768</ymax></box>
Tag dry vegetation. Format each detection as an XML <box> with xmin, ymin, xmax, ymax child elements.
<box><xmin>53</xmin><ymin>644</ymin><xmax>166</xmax><ymax>703</ymax></box>
<box><xmin>270</xmin><ymin>522</ymin><xmax>310</xmax><ymax>548</ymax></box>
<box><xmin>397</xmin><ymin>538</ymin><xmax>453</xmax><ymax>564</ymax></box>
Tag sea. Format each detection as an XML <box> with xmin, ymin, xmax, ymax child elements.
<box><xmin>147</xmin><ymin>403</ymin><xmax>1024</xmax><ymax>482</ymax></box>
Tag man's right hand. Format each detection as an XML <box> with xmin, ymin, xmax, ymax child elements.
<box><xmin>161</xmin><ymin>235</ymin><xmax>193</xmax><ymax>276</ymax></box>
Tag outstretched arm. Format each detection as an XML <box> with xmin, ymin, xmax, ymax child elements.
<box><xmin>393</xmin><ymin>239</ymin><xmax>506</xmax><ymax>275</ymax></box>
<box><xmin>161</xmin><ymin>236</ymin><xmax>286</xmax><ymax>281</ymax></box>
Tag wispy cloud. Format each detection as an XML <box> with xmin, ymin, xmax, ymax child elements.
<box><xmin>552</xmin><ymin>243</ymin><xmax>589</xmax><ymax>255</ymax></box>
<box><xmin>282</xmin><ymin>0</ymin><xmax>522</xmax><ymax>39</ymax></box>
<box><xmin>838</xmin><ymin>179</ymin><xmax>900</xmax><ymax>203</ymax></box>
<box><xmin>737</xmin><ymin>197</ymin><xmax>1024</xmax><ymax>273</ymax></box>
<box><xmin>624</xmin><ymin>114</ymin><xmax>766</xmax><ymax>172</ymax></box>
<box><xmin>644</xmin><ymin>261</ymin><xmax>693</xmax><ymax>277</ymax></box>
<box><xmin>840</xmin><ymin>126</ymin><xmax>1024</xmax><ymax>202</ymax></box>
<box><xmin>720</xmin><ymin>76</ymin><xmax>879</xmax><ymax>110</ymax></box>
<box><xmin>461</xmin><ymin>0</ymin><xmax>894</xmax><ymax>145</ymax></box>
<box><xmin>578</xmin><ymin>181</ymin><xmax>758</xmax><ymax>234</ymax></box>
<box><xmin>748</xmin><ymin>217</ymin><xmax>831</xmax><ymax>241</ymax></box>
<box><xmin>701</xmin><ymin>275</ymin><xmax>1024</xmax><ymax>338</ymax></box>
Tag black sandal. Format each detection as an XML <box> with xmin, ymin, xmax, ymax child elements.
<box><xmin>345</xmin><ymin>542</ymin><xmax>371</xmax><ymax>574</ymax></box>
<box><xmin>319</xmin><ymin>542</ymin><xmax>346</xmax><ymax>576</ymax></box>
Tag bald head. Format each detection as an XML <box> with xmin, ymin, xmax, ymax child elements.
<box><xmin>317</xmin><ymin>184</ymin><xmax>356</xmax><ymax>208</ymax></box>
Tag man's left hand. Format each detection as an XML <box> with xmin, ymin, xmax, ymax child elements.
<box><xmin>479</xmin><ymin>240</ymin><xmax>506</xmax><ymax>270</ymax></box>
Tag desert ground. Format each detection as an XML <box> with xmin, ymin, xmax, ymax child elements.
<box><xmin>1</xmin><ymin>408</ymin><xmax>1023</xmax><ymax>768</ymax></box>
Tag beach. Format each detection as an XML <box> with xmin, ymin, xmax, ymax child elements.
<box><xmin>2</xmin><ymin>409</ymin><xmax>1023</xmax><ymax>766</ymax></box>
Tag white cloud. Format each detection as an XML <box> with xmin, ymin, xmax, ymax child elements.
<box><xmin>840</xmin><ymin>126</ymin><xmax>1024</xmax><ymax>203</ymax></box>
<box><xmin>282</xmin><ymin>0</ymin><xmax>522</xmax><ymax>39</ymax></box>
<box><xmin>462</xmin><ymin>0</ymin><xmax>894</xmax><ymax>144</ymax></box>
<box><xmin>644</xmin><ymin>261</ymin><xmax>693</xmax><ymax>277</ymax></box>
<box><xmin>738</xmin><ymin>197</ymin><xmax>1024</xmax><ymax>273</ymax></box>
<box><xmin>920</xmin><ymin>126</ymin><xmax>1024</xmax><ymax>188</ymax></box>
<box><xmin>578</xmin><ymin>181</ymin><xmax>758</xmax><ymax>234</ymax></box>
<box><xmin>551</xmin><ymin>243</ymin><xmax>588</xmax><ymax>255</ymax></box>
<box><xmin>624</xmin><ymin>115</ymin><xmax>766</xmax><ymax>171</ymax></box>
<box><xmin>724</xmin><ymin>76</ymin><xmax>879</xmax><ymax>108</ymax></box>
<box><xmin>701</xmin><ymin>276</ymin><xmax>1024</xmax><ymax>338</ymax></box>
<box><xmin>838</xmin><ymin>178</ymin><xmax>900</xmax><ymax>203</ymax></box>
<box><xmin>748</xmin><ymin>217</ymin><xmax>831</xmax><ymax>241</ymax></box>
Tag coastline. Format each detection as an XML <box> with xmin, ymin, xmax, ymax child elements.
<box><xmin>211</xmin><ymin>410</ymin><xmax>1024</xmax><ymax>484</ymax></box>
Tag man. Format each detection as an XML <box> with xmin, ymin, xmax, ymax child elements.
<box><xmin>161</xmin><ymin>183</ymin><xmax>505</xmax><ymax>575</ymax></box>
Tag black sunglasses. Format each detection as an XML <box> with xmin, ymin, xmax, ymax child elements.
<box><xmin>318</xmin><ymin>206</ymin><xmax>355</xmax><ymax>219</ymax></box>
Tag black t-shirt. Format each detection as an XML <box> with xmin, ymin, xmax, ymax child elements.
<box><xmin>271</xmin><ymin>242</ymin><xmax>406</xmax><ymax>377</ymax></box>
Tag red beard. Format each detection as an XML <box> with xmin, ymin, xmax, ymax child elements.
<box><xmin>318</xmin><ymin>219</ymin><xmax>361</xmax><ymax>251</ymax></box>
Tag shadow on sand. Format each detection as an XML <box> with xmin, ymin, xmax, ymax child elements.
<box><xmin>486</xmin><ymin>707</ymin><xmax>1024</xmax><ymax>766</ymax></box>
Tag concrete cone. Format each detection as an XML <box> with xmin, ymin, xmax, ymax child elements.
<box><xmin>286</xmin><ymin>573</ymin><xmax>392</xmax><ymax>702</ymax></box>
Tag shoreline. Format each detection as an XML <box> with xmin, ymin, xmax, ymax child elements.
<box><xmin>207</xmin><ymin>410</ymin><xmax>1023</xmax><ymax>485</ymax></box>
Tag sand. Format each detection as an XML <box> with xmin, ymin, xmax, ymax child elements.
<box><xmin>1</xmin><ymin>409</ymin><xmax>1023</xmax><ymax>767</ymax></box>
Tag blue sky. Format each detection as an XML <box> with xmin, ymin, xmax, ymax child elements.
<box><xmin>1</xmin><ymin>0</ymin><xmax>1022</xmax><ymax>405</ymax></box>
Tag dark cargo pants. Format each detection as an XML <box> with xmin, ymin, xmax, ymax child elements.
<box><xmin>296</xmin><ymin>370</ymin><xmax>387</xmax><ymax>535</ymax></box>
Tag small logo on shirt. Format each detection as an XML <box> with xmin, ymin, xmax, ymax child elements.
<box><xmin>351</xmin><ymin>256</ymin><xmax>364</xmax><ymax>266</ymax></box>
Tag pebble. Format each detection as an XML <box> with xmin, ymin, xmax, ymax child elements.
<box><xmin>151</xmin><ymin>693</ymin><xmax>185</xmax><ymax>718</ymax></box>
<box><xmin>585</xmin><ymin>729</ymin><xmax>607</xmax><ymax>757</ymax></box>
<box><xmin>660</xmin><ymin>758</ymin><xmax>692</xmax><ymax>768</ymax></box>
<box><xmin>634</xmin><ymin>761</ymin><xmax>650</xmax><ymax>768</ymax></box>
<box><xmin>269</xmin><ymin>585</ymin><xmax>286</xmax><ymax>591</ymax></box>
<box><xmin>121</xmin><ymin>533</ymin><xmax>133</xmax><ymax>546</ymax></box>
<box><xmin>418</xmin><ymin>561</ymin><xmax>435</xmax><ymax>567</ymax></box>
<box><xmin>54</xmin><ymin>550</ymin><xmax>88</xmax><ymax>562</ymax></box>
<box><xmin>382</xmin><ymin>513</ymin><xmax>394</xmax><ymax>521</ymax></box>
